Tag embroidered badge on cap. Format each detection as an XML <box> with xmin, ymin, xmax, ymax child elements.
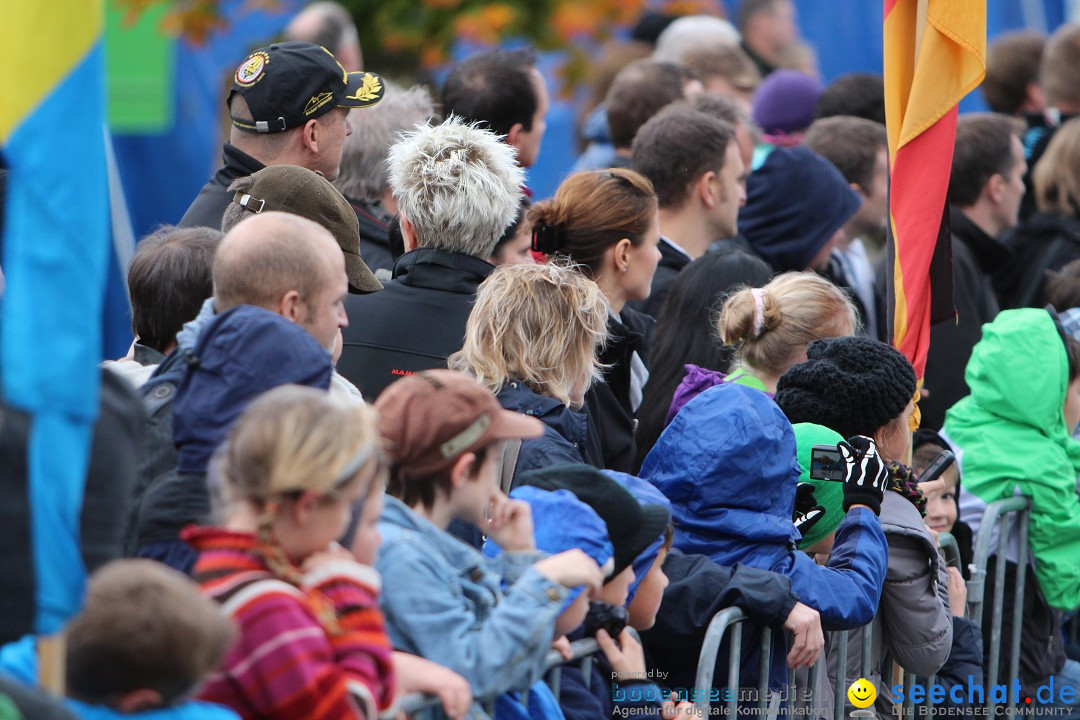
<box><xmin>235</xmin><ymin>51</ymin><xmax>269</xmax><ymax>86</ymax></box>
<box><xmin>305</xmin><ymin>92</ymin><xmax>334</xmax><ymax>116</ymax></box>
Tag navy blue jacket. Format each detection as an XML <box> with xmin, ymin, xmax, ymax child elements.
<box><xmin>558</xmin><ymin>630</ymin><xmax>664</xmax><ymax>720</ymax></box>
<box><xmin>133</xmin><ymin>306</ymin><xmax>332</xmax><ymax>570</ymax></box>
<box><xmin>496</xmin><ymin>381</ymin><xmax>603</xmax><ymax>484</ymax></box>
<box><xmin>641</xmin><ymin>549</ymin><xmax>800</xmax><ymax>690</ymax></box>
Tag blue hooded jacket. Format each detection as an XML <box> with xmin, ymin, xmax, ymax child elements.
<box><xmin>641</xmin><ymin>382</ymin><xmax>888</xmax><ymax>628</ymax></box>
<box><xmin>173</xmin><ymin>305</ymin><xmax>333</xmax><ymax>473</ymax></box>
<box><xmin>132</xmin><ymin>306</ymin><xmax>333</xmax><ymax>572</ymax></box>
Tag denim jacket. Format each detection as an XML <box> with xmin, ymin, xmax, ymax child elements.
<box><xmin>376</xmin><ymin>496</ymin><xmax>568</xmax><ymax>714</ymax></box>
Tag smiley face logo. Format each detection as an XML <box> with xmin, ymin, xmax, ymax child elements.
<box><xmin>848</xmin><ymin>678</ymin><xmax>877</xmax><ymax>709</ymax></box>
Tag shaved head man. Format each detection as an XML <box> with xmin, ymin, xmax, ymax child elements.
<box><xmin>214</xmin><ymin>211</ymin><xmax>348</xmax><ymax>352</ymax></box>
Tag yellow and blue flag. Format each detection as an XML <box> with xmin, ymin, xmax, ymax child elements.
<box><xmin>1</xmin><ymin>0</ymin><xmax>110</xmax><ymax>632</ymax></box>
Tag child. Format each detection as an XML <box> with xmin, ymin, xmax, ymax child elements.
<box><xmin>912</xmin><ymin>430</ymin><xmax>971</xmax><ymax>573</ymax></box>
<box><xmin>643</xmin><ymin>381</ymin><xmax>889</xmax><ymax>692</ymax></box>
<box><xmin>516</xmin><ymin>464</ymin><xmax>677</xmax><ymax>720</ymax></box>
<box><xmin>909</xmin><ymin>432</ymin><xmax>983</xmax><ymax>715</ymax></box>
<box><xmin>0</xmin><ymin>558</ymin><xmax>238</xmax><ymax>719</ymax></box>
<box><xmin>183</xmin><ymin>385</ymin><xmax>396</xmax><ymax>720</ymax></box>
<box><xmin>373</xmin><ymin>370</ymin><xmax>605</xmax><ymax>719</ymax></box>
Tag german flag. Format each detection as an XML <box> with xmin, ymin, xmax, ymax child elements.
<box><xmin>884</xmin><ymin>0</ymin><xmax>985</xmax><ymax>384</ymax></box>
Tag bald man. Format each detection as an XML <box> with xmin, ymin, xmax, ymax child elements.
<box><xmin>131</xmin><ymin>212</ymin><xmax>359</xmax><ymax>571</ymax></box>
<box><xmin>213</xmin><ymin>211</ymin><xmax>349</xmax><ymax>353</ymax></box>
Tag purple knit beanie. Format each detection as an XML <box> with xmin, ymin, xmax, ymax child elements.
<box><xmin>752</xmin><ymin>69</ymin><xmax>824</xmax><ymax>136</ymax></box>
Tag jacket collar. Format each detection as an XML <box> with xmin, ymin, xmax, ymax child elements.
<box><xmin>215</xmin><ymin>143</ymin><xmax>266</xmax><ymax>187</ymax></box>
<box><xmin>950</xmin><ymin>206</ymin><xmax>1011</xmax><ymax>274</ymax></box>
<box><xmin>392</xmin><ymin>247</ymin><xmax>494</xmax><ymax>293</ymax></box>
<box><xmin>380</xmin><ymin>495</ymin><xmax>489</xmax><ymax>578</ymax></box>
<box><xmin>497</xmin><ymin>381</ymin><xmax>591</xmax><ymax>447</ymax></box>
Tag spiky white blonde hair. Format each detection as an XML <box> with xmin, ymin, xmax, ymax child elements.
<box><xmin>388</xmin><ymin>115</ymin><xmax>524</xmax><ymax>259</ymax></box>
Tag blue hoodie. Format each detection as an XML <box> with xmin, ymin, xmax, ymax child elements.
<box><xmin>640</xmin><ymin>382</ymin><xmax>888</xmax><ymax>685</ymax></box>
<box><xmin>133</xmin><ymin>306</ymin><xmax>333</xmax><ymax>572</ymax></box>
<box><xmin>172</xmin><ymin>305</ymin><xmax>333</xmax><ymax>473</ymax></box>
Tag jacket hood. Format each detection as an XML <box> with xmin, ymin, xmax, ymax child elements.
<box><xmin>483</xmin><ymin>486</ymin><xmax>614</xmax><ymax>608</ymax></box>
<box><xmin>392</xmin><ymin>247</ymin><xmax>494</xmax><ymax>293</ymax></box>
<box><xmin>954</xmin><ymin>308</ymin><xmax>1070</xmax><ymax>431</ymax></box>
<box><xmin>738</xmin><ymin>146</ymin><xmax>861</xmax><ymax>272</ymax></box>
<box><xmin>173</xmin><ymin>305</ymin><xmax>333</xmax><ymax>473</ymax></box>
<box><xmin>641</xmin><ymin>381</ymin><xmax>801</xmax><ymax>563</ymax></box>
<box><xmin>497</xmin><ymin>381</ymin><xmax>592</xmax><ymax>449</ymax></box>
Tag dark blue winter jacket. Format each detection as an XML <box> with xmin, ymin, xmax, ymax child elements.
<box><xmin>133</xmin><ymin>306</ymin><xmax>333</xmax><ymax>571</ymax></box>
<box><xmin>496</xmin><ymin>381</ymin><xmax>603</xmax><ymax>484</ymax></box>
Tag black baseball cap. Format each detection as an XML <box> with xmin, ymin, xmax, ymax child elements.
<box><xmin>229</xmin><ymin>41</ymin><xmax>385</xmax><ymax>134</ymax></box>
<box><xmin>516</xmin><ymin>464</ymin><xmax>670</xmax><ymax>578</ymax></box>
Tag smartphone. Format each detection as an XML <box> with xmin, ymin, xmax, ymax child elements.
<box><xmin>917</xmin><ymin>449</ymin><xmax>955</xmax><ymax>484</ymax></box>
<box><xmin>809</xmin><ymin>445</ymin><xmax>845</xmax><ymax>482</ymax></box>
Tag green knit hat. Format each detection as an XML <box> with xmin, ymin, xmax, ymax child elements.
<box><xmin>792</xmin><ymin>423</ymin><xmax>847</xmax><ymax>550</ymax></box>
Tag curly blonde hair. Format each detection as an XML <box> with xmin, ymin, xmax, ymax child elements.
<box><xmin>449</xmin><ymin>261</ymin><xmax>610</xmax><ymax>407</ymax></box>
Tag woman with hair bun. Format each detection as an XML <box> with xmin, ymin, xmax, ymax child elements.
<box><xmin>667</xmin><ymin>271</ymin><xmax>858</xmax><ymax>421</ymax></box>
<box><xmin>529</xmin><ymin>168</ymin><xmax>662</xmax><ymax>472</ymax></box>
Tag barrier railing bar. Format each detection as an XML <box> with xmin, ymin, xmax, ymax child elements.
<box><xmin>692</xmin><ymin>607</ymin><xmax>744</xmax><ymax>715</ymax></box>
<box><xmin>759</xmin><ymin>627</ymin><xmax>771</xmax><ymax>712</ymax></box>
<box><xmin>833</xmin><ymin>629</ymin><xmax>848</xmax><ymax>720</ymax></box>
<box><xmin>968</xmin><ymin>496</ymin><xmax>1031</xmax><ymax>626</ymax></box>
<box><xmin>987</xmin><ymin>511</ymin><xmax>1012</xmax><ymax>714</ymax></box>
<box><xmin>1006</xmin><ymin>509</ymin><xmax>1029</xmax><ymax>714</ymax></box>
<box><xmin>728</xmin><ymin>622</ymin><xmax>743</xmax><ymax>715</ymax></box>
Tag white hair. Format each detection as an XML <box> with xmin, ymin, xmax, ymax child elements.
<box><xmin>653</xmin><ymin>16</ymin><xmax>741</xmax><ymax>64</ymax></box>
<box><xmin>388</xmin><ymin>116</ymin><xmax>524</xmax><ymax>258</ymax></box>
<box><xmin>334</xmin><ymin>80</ymin><xmax>436</xmax><ymax>201</ymax></box>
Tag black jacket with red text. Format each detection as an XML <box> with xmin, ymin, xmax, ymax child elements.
<box><xmin>338</xmin><ymin>247</ymin><xmax>494</xmax><ymax>399</ymax></box>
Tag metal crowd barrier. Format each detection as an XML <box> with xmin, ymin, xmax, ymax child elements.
<box><xmin>693</xmin><ymin>607</ymin><xmax>875</xmax><ymax>720</ymax></box>
<box><xmin>397</xmin><ymin>637</ymin><xmax>602</xmax><ymax>717</ymax></box>
<box><xmin>966</xmin><ymin>495</ymin><xmax>1031</xmax><ymax>717</ymax></box>
<box><xmin>691</xmin><ymin>531</ymin><xmax>975</xmax><ymax>719</ymax></box>
<box><xmin>937</xmin><ymin>531</ymin><xmax>962</xmax><ymax>573</ymax></box>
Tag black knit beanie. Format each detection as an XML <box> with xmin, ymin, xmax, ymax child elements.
<box><xmin>775</xmin><ymin>336</ymin><xmax>916</xmax><ymax>439</ymax></box>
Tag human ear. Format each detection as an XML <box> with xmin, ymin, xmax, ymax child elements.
<box><xmin>278</xmin><ymin>289</ymin><xmax>304</xmax><ymax>323</ymax></box>
<box><xmin>302</xmin><ymin>118</ymin><xmax>320</xmax><ymax>154</ymax></box>
<box><xmin>399</xmin><ymin>213</ymin><xmax>419</xmax><ymax>252</ymax></box>
<box><xmin>449</xmin><ymin>452</ymin><xmax>479</xmax><ymax>489</ymax></box>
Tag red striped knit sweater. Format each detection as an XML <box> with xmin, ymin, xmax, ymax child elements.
<box><xmin>184</xmin><ymin>527</ymin><xmax>396</xmax><ymax>720</ymax></box>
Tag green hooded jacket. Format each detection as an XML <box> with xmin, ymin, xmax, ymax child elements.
<box><xmin>943</xmin><ymin>308</ymin><xmax>1080</xmax><ymax>610</ymax></box>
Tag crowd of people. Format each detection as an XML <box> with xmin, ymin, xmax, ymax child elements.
<box><xmin>5</xmin><ymin>1</ymin><xmax>1080</xmax><ymax>719</ymax></box>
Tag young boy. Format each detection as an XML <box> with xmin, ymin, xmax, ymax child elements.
<box><xmin>373</xmin><ymin>370</ymin><xmax>605</xmax><ymax>718</ymax></box>
<box><xmin>515</xmin><ymin>464</ymin><xmax>676</xmax><ymax>720</ymax></box>
<box><xmin>0</xmin><ymin>559</ymin><xmax>238</xmax><ymax>719</ymax></box>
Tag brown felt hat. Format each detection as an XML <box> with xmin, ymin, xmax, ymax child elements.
<box><xmin>375</xmin><ymin>370</ymin><xmax>543</xmax><ymax>478</ymax></box>
<box><xmin>231</xmin><ymin>164</ymin><xmax>383</xmax><ymax>293</ymax></box>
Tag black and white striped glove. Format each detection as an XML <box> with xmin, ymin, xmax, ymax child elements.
<box><xmin>792</xmin><ymin>482</ymin><xmax>825</xmax><ymax>535</ymax></box>
<box><xmin>838</xmin><ymin>436</ymin><xmax>889</xmax><ymax>515</ymax></box>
